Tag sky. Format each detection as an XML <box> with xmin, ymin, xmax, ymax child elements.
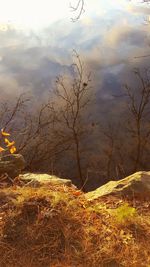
<box><xmin>0</xmin><ymin>0</ymin><xmax>70</xmax><ymax>29</ymax></box>
<box><xmin>0</xmin><ymin>0</ymin><xmax>150</xmax><ymax>101</ymax></box>
<box><xmin>0</xmin><ymin>0</ymin><xmax>132</xmax><ymax>29</ymax></box>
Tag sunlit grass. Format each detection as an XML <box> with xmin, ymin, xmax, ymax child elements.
<box><xmin>0</xmin><ymin>185</ymin><xmax>150</xmax><ymax>267</ymax></box>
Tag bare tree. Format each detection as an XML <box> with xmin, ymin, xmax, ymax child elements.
<box><xmin>49</xmin><ymin>50</ymin><xmax>92</xmax><ymax>187</ymax></box>
<box><xmin>124</xmin><ymin>68</ymin><xmax>150</xmax><ymax>172</ymax></box>
<box><xmin>0</xmin><ymin>94</ymin><xmax>57</xmax><ymax>169</ymax></box>
<box><xmin>0</xmin><ymin>93</ymin><xmax>29</xmax><ymax>133</ymax></box>
<box><xmin>15</xmin><ymin>101</ymin><xmax>61</xmax><ymax>171</ymax></box>
<box><xmin>102</xmin><ymin>123</ymin><xmax>120</xmax><ymax>180</ymax></box>
<box><xmin>0</xmin><ymin>93</ymin><xmax>31</xmax><ymax>154</ymax></box>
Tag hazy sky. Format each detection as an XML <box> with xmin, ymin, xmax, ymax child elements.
<box><xmin>0</xmin><ymin>0</ymin><xmax>150</xmax><ymax>100</ymax></box>
<box><xmin>0</xmin><ymin>0</ymin><xmax>135</xmax><ymax>29</ymax></box>
<box><xmin>0</xmin><ymin>0</ymin><xmax>70</xmax><ymax>29</ymax></box>
<box><xmin>0</xmin><ymin>0</ymin><xmax>147</xmax><ymax>31</ymax></box>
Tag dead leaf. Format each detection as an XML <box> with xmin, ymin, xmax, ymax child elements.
<box><xmin>10</xmin><ymin>146</ymin><xmax>17</xmax><ymax>154</ymax></box>
<box><xmin>0</xmin><ymin>146</ymin><xmax>5</xmax><ymax>153</ymax></box>
<box><xmin>1</xmin><ymin>129</ymin><xmax>10</xmax><ymax>136</ymax></box>
<box><xmin>6</xmin><ymin>140</ymin><xmax>15</xmax><ymax>147</ymax></box>
<box><xmin>72</xmin><ymin>191</ymin><xmax>82</xmax><ymax>196</ymax></box>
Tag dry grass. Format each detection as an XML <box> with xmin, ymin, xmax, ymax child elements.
<box><xmin>0</xmin><ymin>184</ymin><xmax>150</xmax><ymax>267</ymax></box>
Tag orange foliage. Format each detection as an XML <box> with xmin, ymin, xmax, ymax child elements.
<box><xmin>4</xmin><ymin>138</ymin><xmax>15</xmax><ymax>148</ymax></box>
<box><xmin>0</xmin><ymin>146</ymin><xmax>5</xmax><ymax>153</ymax></box>
<box><xmin>0</xmin><ymin>129</ymin><xmax>17</xmax><ymax>154</ymax></box>
<box><xmin>1</xmin><ymin>129</ymin><xmax>10</xmax><ymax>136</ymax></box>
<box><xmin>9</xmin><ymin>146</ymin><xmax>17</xmax><ymax>154</ymax></box>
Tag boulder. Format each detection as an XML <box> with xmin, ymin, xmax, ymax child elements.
<box><xmin>0</xmin><ymin>154</ymin><xmax>25</xmax><ymax>179</ymax></box>
<box><xmin>19</xmin><ymin>173</ymin><xmax>73</xmax><ymax>188</ymax></box>
<box><xmin>86</xmin><ymin>171</ymin><xmax>150</xmax><ymax>201</ymax></box>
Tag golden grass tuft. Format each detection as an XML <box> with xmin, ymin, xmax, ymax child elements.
<box><xmin>0</xmin><ymin>185</ymin><xmax>150</xmax><ymax>267</ymax></box>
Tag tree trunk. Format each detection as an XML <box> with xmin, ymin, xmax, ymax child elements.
<box><xmin>74</xmin><ymin>132</ymin><xmax>84</xmax><ymax>187</ymax></box>
<box><xmin>134</xmin><ymin>121</ymin><xmax>141</xmax><ymax>172</ymax></box>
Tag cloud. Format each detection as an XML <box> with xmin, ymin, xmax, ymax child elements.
<box><xmin>0</xmin><ymin>0</ymin><xmax>149</xmax><ymax>106</ymax></box>
<box><xmin>104</xmin><ymin>24</ymin><xmax>147</xmax><ymax>48</ymax></box>
<box><xmin>127</xmin><ymin>5</ymin><xmax>150</xmax><ymax>16</ymax></box>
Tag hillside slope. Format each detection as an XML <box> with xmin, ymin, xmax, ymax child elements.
<box><xmin>0</xmin><ymin>179</ymin><xmax>150</xmax><ymax>267</ymax></box>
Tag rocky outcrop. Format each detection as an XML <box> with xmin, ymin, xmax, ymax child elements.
<box><xmin>19</xmin><ymin>173</ymin><xmax>73</xmax><ymax>188</ymax></box>
<box><xmin>0</xmin><ymin>154</ymin><xmax>25</xmax><ymax>179</ymax></box>
<box><xmin>0</xmin><ymin>153</ymin><xmax>74</xmax><ymax>188</ymax></box>
<box><xmin>86</xmin><ymin>171</ymin><xmax>150</xmax><ymax>201</ymax></box>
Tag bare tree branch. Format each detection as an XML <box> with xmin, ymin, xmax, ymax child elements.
<box><xmin>70</xmin><ymin>0</ymin><xmax>85</xmax><ymax>22</ymax></box>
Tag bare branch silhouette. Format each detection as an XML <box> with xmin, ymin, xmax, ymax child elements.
<box><xmin>70</xmin><ymin>0</ymin><xmax>85</xmax><ymax>22</ymax></box>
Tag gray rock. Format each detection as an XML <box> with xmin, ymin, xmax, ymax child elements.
<box><xmin>19</xmin><ymin>173</ymin><xmax>73</xmax><ymax>187</ymax></box>
<box><xmin>0</xmin><ymin>154</ymin><xmax>25</xmax><ymax>179</ymax></box>
<box><xmin>86</xmin><ymin>171</ymin><xmax>150</xmax><ymax>201</ymax></box>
